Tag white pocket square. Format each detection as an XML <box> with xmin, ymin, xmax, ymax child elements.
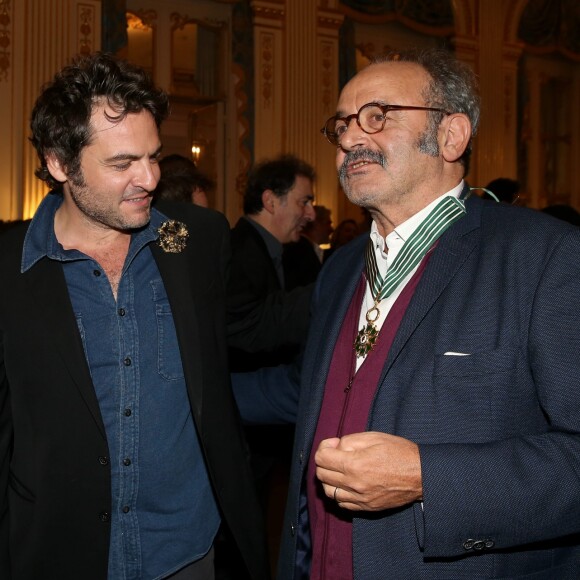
<box><xmin>443</xmin><ymin>351</ymin><xmax>471</xmax><ymax>356</ymax></box>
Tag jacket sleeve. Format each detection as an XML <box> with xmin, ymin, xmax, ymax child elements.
<box><xmin>231</xmin><ymin>360</ymin><xmax>301</xmax><ymax>425</ymax></box>
<box><xmin>418</xmin><ymin>228</ymin><xmax>580</xmax><ymax>557</ymax></box>
<box><xmin>227</xmin><ymin>284</ymin><xmax>313</xmax><ymax>353</ymax></box>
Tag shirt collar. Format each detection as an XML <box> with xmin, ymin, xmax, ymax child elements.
<box><xmin>21</xmin><ymin>191</ymin><xmax>168</xmax><ymax>273</ymax></box>
<box><xmin>369</xmin><ymin>180</ymin><xmax>465</xmax><ymax>254</ymax></box>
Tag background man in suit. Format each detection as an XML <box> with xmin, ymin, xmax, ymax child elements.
<box><xmin>257</xmin><ymin>48</ymin><xmax>580</xmax><ymax>579</ymax></box>
<box><xmin>0</xmin><ymin>52</ymin><xmax>268</xmax><ymax>580</ymax></box>
<box><xmin>227</xmin><ymin>154</ymin><xmax>316</xmax><ymax>574</ymax></box>
<box><xmin>228</xmin><ymin>153</ymin><xmax>316</xmax><ymax>371</ymax></box>
<box><xmin>283</xmin><ymin>205</ymin><xmax>333</xmax><ymax>291</ymax></box>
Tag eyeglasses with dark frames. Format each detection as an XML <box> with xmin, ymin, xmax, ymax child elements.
<box><xmin>320</xmin><ymin>102</ymin><xmax>450</xmax><ymax>146</ymax></box>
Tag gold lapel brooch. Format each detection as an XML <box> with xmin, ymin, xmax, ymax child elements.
<box><xmin>157</xmin><ymin>220</ymin><xmax>189</xmax><ymax>253</ymax></box>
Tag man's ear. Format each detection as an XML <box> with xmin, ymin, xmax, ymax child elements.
<box><xmin>440</xmin><ymin>113</ymin><xmax>471</xmax><ymax>164</ymax></box>
<box><xmin>45</xmin><ymin>153</ymin><xmax>68</xmax><ymax>183</ymax></box>
<box><xmin>261</xmin><ymin>189</ymin><xmax>277</xmax><ymax>215</ymax></box>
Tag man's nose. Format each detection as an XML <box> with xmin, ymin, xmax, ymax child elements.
<box><xmin>304</xmin><ymin>203</ymin><xmax>315</xmax><ymax>221</ymax></box>
<box><xmin>339</xmin><ymin>118</ymin><xmax>368</xmax><ymax>150</ymax></box>
<box><xmin>135</xmin><ymin>160</ymin><xmax>159</xmax><ymax>191</ymax></box>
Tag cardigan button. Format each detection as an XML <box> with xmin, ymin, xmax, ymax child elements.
<box><xmin>99</xmin><ymin>511</ymin><xmax>110</xmax><ymax>523</ymax></box>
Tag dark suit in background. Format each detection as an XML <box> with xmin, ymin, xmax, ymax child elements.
<box><xmin>282</xmin><ymin>236</ymin><xmax>322</xmax><ymax>291</ymax></box>
<box><xmin>228</xmin><ymin>216</ymin><xmax>312</xmax><ymax>371</ymax></box>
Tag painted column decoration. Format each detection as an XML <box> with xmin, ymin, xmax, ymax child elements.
<box><xmin>0</xmin><ymin>0</ymin><xmax>11</xmax><ymax>82</ymax></box>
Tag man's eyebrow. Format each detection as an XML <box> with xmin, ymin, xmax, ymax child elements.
<box><xmin>334</xmin><ymin>101</ymin><xmax>389</xmax><ymax>117</ymax></box>
<box><xmin>103</xmin><ymin>145</ymin><xmax>163</xmax><ymax>164</ymax></box>
<box><xmin>103</xmin><ymin>153</ymin><xmax>140</xmax><ymax>163</ymax></box>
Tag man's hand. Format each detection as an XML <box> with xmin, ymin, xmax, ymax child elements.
<box><xmin>314</xmin><ymin>431</ymin><xmax>423</xmax><ymax>512</ymax></box>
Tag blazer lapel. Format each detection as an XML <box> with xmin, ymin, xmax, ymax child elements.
<box><xmin>24</xmin><ymin>258</ymin><xmax>107</xmax><ymax>439</ymax></box>
<box><xmin>151</xmin><ymin>243</ymin><xmax>204</xmax><ymax>422</ymax></box>
<box><xmin>381</xmin><ymin>196</ymin><xmax>483</xmax><ymax>377</ymax></box>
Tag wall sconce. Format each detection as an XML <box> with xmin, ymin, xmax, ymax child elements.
<box><xmin>191</xmin><ymin>141</ymin><xmax>203</xmax><ymax>164</ymax></box>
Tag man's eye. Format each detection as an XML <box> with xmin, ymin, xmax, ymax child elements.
<box><xmin>113</xmin><ymin>163</ymin><xmax>131</xmax><ymax>171</ymax></box>
<box><xmin>335</xmin><ymin>124</ymin><xmax>347</xmax><ymax>136</ymax></box>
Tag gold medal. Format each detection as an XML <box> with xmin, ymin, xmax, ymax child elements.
<box><xmin>354</xmin><ymin>304</ymin><xmax>380</xmax><ymax>357</ymax></box>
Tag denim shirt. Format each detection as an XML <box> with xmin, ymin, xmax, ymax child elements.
<box><xmin>22</xmin><ymin>193</ymin><xmax>220</xmax><ymax>580</ymax></box>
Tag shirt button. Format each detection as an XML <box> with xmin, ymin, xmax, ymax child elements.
<box><xmin>98</xmin><ymin>456</ymin><xmax>109</xmax><ymax>466</ymax></box>
<box><xmin>122</xmin><ymin>506</ymin><xmax>130</xmax><ymax>514</ymax></box>
<box><xmin>118</xmin><ymin>308</ymin><xmax>126</xmax><ymax>316</ymax></box>
<box><xmin>93</xmin><ymin>270</ymin><xmax>101</xmax><ymax>277</ymax></box>
<box><xmin>99</xmin><ymin>511</ymin><xmax>110</xmax><ymax>522</ymax></box>
<box><xmin>290</xmin><ymin>523</ymin><xmax>295</xmax><ymax>537</ymax></box>
<box><xmin>124</xmin><ymin>408</ymin><xmax>132</xmax><ymax>417</ymax></box>
<box><xmin>123</xmin><ymin>357</ymin><xmax>132</xmax><ymax>366</ymax></box>
<box><xmin>123</xmin><ymin>458</ymin><xmax>131</xmax><ymax>466</ymax></box>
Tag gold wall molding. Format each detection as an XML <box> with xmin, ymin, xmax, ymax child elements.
<box><xmin>78</xmin><ymin>3</ymin><xmax>98</xmax><ymax>55</ymax></box>
<box><xmin>259</xmin><ymin>32</ymin><xmax>273</xmax><ymax>108</ymax></box>
<box><xmin>128</xmin><ymin>9</ymin><xmax>157</xmax><ymax>29</ymax></box>
<box><xmin>317</xmin><ymin>14</ymin><xmax>342</xmax><ymax>30</ymax></box>
<box><xmin>251</xmin><ymin>0</ymin><xmax>284</xmax><ymax>23</ymax></box>
<box><xmin>320</xmin><ymin>40</ymin><xmax>333</xmax><ymax>113</ymax></box>
<box><xmin>0</xmin><ymin>0</ymin><xmax>103</xmax><ymax>221</ymax></box>
<box><xmin>0</xmin><ymin>0</ymin><xmax>11</xmax><ymax>82</ymax></box>
<box><xmin>254</xmin><ymin>26</ymin><xmax>282</xmax><ymax>161</ymax></box>
<box><xmin>170</xmin><ymin>12</ymin><xmax>190</xmax><ymax>31</ymax></box>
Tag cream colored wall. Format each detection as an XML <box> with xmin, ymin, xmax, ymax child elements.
<box><xmin>460</xmin><ymin>0</ymin><xmax>526</xmax><ymax>189</ymax></box>
<box><xmin>0</xmin><ymin>0</ymin><xmax>102</xmax><ymax>221</ymax></box>
<box><xmin>251</xmin><ymin>0</ymin><xmax>343</xmax><ymax>223</ymax></box>
<box><xmin>1</xmin><ymin>0</ymin><xmax>578</xmax><ymax>223</ymax></box>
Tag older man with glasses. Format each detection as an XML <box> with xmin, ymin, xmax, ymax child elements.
<box><xmin>235</xmin><ymin>47</ymin><xmax>580</xmax><ymax>580</ymax></box>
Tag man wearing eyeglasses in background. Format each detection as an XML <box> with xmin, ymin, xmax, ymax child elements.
<box><xmin>246</xmin><ymin>48</ymin><xmax>580</xmax><ymax>579</ymax></box>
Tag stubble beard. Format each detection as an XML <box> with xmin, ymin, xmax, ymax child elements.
<box><xmin>339</xmin><ymin>124</ymin><xmax>440</xmax><ymax>208</ymax></box>
<box><xmin>416</xmin><ymin>120</ymin><xmax>440</xmax><ymax>157</ymax></box>
<box><xmin>68</xmin><ymin>169</ymin><xmax>151</xmax><ymax>232</ymax></box>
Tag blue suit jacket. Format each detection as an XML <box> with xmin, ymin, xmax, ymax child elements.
<box><xmin>274</xmin><ymin>194</ymin><xmax>580</xmax><ymax>579</ymax></box>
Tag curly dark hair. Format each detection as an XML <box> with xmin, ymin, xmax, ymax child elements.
<box><xmin>30</xmin><ymin>52</ymin><xmax>169</xmax><ymax>189</ymax></box>
<box><xmin>243</xmin><ymin>154</ymin><xmax>316</xmax><ymax>215</ymax></box>
<box><xmin>371</xmin><ymin>48</ymin><xmax>480</xmax><ymax>175</ymax></box>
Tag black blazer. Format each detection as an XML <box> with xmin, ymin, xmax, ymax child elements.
<box><xmin>227</xmin><ymin>217</ymin><xmax>312</xmax><ymax>372</ymax></box>
<box><xmin>0</xmin><ymin>200</ymin><xmax>269</xmax><ymax>579</ymax></box>
<box><xmin>283</xmin><ymin>236</ymin><xmax>322</xmax><ymax>291</ymax></box>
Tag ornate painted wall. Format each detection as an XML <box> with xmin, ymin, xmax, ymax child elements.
<box><xmin>1</xmin><ymin>0</ymin><xmax>579</xmax><ymax>223</ymax></box>
<box><xmin>0</xmin><ymin>0</ymin><xmax>102</xmax><ymax>221</ymax></box>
